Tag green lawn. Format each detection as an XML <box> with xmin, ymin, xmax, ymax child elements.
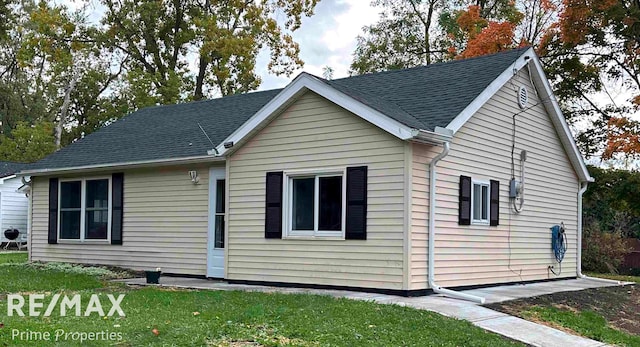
<box><xmin>521</xmin><ymin>307</ymin><xmax>640</xmax><ymax>346</ymax></box>
<box><xmin>0</xmin><ymin>253</ymin><xmax>521</xmax><ymax>346</ymax></box>
<box><xmin>0</xmin><ymin>252</ymin><xmax>28</xmax><ymax>264</ymax></box>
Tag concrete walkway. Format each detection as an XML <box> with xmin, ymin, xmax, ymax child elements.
<box><xmin>117</xmin><ymin>277</ymin><xmax>626</xmax><ymax>347</ymax></box>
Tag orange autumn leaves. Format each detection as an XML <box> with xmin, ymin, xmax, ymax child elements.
<box><xmin>450</xmin><ymin>5</ymin><xmax>524</xmax><ymax>59</ymax></box>
<box><xmin>604</xmin><ymin>117</ymin><xmax>640</xmax><ymax>160</ymax></box>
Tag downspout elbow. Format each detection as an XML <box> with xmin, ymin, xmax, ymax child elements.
<box><xmin>428</xmin><ymin>141</ymin><xmax>485</xmax><ymax>304</ymax></box>
<box><xmin>576</xmin><ymin>181</ymin><xmax>622</xmax><ymax>285</ymax></box>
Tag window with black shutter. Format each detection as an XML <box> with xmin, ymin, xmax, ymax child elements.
<box><xmin>345</xmin><ymin>166</ymin><xmax>367</xmax><ymax>240</ymax></box>
<box><xmin>267</xmin><ymin>166</ymin><xmax>368</xmax><ymax>240</ymax></box>
<box><xmin>459</xmin><ymin>175</ymin><xmax>471</xmax><ymax>225</ymax></box>
<box><xmin>489</xmin><ymin>180</ymin><xmax>499</xmax><ymax>226</ymax></box>
<box><xmin>48</xmin><ymin>178</ymin><xmax>59</xmax><ymax>244</ymax></box>
<box><xmin>265</xmin><ymin>171</ymin><xmax>284</xmax><ymax>238</ymax></box>
<box><xmin>50</xmin><ymin>176</ymin><xmax>118</xmax><ymax>242</ymax></box>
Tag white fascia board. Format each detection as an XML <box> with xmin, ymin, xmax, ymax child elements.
<box><xmin>19</xmin><ymin>155</ymin><xmax>225</xmax><ymax>177</ymax></box>
<box><xmin>0</xmin><ymin>174</ymin><xmax>16</xmax><ymax>184</ymax></box>
<box><xmin>529</xmin><ymin>55</ymin><xmax>593</xmax><ymax>182</ymax></box>
<box><xmin>446</xmin><ymin>48</ymin><xmax>535</xmax><ymax>133</ymax></box>
<box><xmin>215</xmin><ymin>73</ymin><xmax>417</xmax><ymax>156</ymax></box>
<box><xmin>445</xmin><ymin>48</ymin><xmax>592</xmax><ymax>182</ymax></box>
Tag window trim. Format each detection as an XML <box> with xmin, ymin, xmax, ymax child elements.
<box><xmin>282</xmin><ymin>168</ymin><xmax>347</xmax><ymax>239</ymax></box>
<box><xmin>471</xmin><ymin>179</ymin><xmax>490</xmax><ymax>225</ymax></box>
<box><xmin>58</xmin><ymin>177</ymin><xmax>112</xmax><ymax>242</ymax></box>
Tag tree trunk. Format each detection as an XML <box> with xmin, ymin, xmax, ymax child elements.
<box><xmin>425</xmin><ymin>0</ymin><xmax>436</xmax><ymax>65</ymax></box>
<box><xmin>55</xmin><ymin>74</ymin><xmax>77</xmax><ymax>149</ymax></box>
<box><xmin>193</xmin><ymin>0</ymin><xmax>210</xmax><ymax>101</ymax></box>
<box><xmin>194</xmin><ymin>54</ymin><xmax>208</xmax><ymax>101</ymax></box>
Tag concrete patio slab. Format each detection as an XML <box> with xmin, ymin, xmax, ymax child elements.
<box><xmin>459</xmin><ymin>278</ymin><xmax>625</xmax><ymax>304</ymax></box>
<box><xmin>116</xmin><ymin>276</ymin><xmax>627</xmax><ymax>347</ymax></box>
<box><xmin>476</xmin><ymin>316</ymin><xmax>607</xmax><ymax>347</ymax></box>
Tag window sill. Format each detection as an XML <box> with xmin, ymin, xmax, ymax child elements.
<box><xmin>283</xmin><ymin>235</ymin><xmax>345</xmax><ymax>241</ymax></box>
<box><xmin>57</xmin><ymin>240</ymin><xmax>111</xmax><ymax>245</ymax></box>
<box><xmin>471</xmin><ymin>221</ymin><xmax>490</xmax><ymax>226</ymax></box>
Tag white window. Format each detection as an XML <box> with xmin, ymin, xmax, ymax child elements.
<box><xmin>284</xmin><ymin>169</ymin><xmax>346</xmax><ymax>238</ymax></box>
<box><xmin>471</xmin><ymin>180</ymin><xmax>490</xmax><ymax>225</ymax></box>
<box><xmin>59</xmin><ymin>178</ymin><xmax>111</xmax><ymax>241</ymax></box>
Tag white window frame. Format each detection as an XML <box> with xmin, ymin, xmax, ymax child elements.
<box><xmin>58</xmin><ymin>177</ymin><xmax>112</xmax><ymax>242</ymax></box>
<box><xmin>283</xmin><ymin>168</ymin><xmax>346</xmax><ymax>239</ymax></box>
<box><xmin>471</xmin><ymin>179</ymin><xmax>490</xmax><ymax>225</ymax></box>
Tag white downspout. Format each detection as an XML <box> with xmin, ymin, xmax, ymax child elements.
<box><xmin>576</xmin><ymin>181</ymin><xmax>622</xmax><ymax>284</ymax></box>
<box><xmin>429</xmin><ymin>142</ymin><xmax>486</xmax><ymax>304</ymax></box>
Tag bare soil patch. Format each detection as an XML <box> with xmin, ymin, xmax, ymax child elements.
<box><xmin>487</xmin><ymin>284</ymin><xmax>640</xmax><ymax>335</ymax></box>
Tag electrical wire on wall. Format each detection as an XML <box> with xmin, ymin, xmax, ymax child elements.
<box><xmin>504</xmin><ymin>49</ymin><xmax>561</xmax><ymax>282</ymax></box>
<box><xmin>505</xmin><ymin>57</ymin><xmax>558</xmax><ymax>282</ymax></box>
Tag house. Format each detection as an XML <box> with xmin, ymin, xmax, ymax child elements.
<box><xmin>0</xmin><ymin>161</ymin><xmax>30</xmax><ymax>247</ymax></box>
<box><xmin>18</xmin><ymin>48</ymin><xmax>594</xmax><ymax>299</ymax></box>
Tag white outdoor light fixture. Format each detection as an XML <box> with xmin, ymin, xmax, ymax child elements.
<box><xmin>189</xmin><ymin>170</ymin><xmax>200</xmax><ymax>185</ymax></box>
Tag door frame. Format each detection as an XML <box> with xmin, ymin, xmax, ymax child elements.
<box><xmin>207</xmin><ymin>167</ymin><xmax>226</xmax><ymax>278</ymax></box>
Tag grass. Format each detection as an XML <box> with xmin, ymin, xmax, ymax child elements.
<box><xmin>585</xmin><ymin>272</ymin><xmax>640</xmax><ymax>284</ymax></box>
<box><xmin>0</xmin><ymin>253</ymin><xmax>522</xmax><ymax>346</ymax></box>
<box><xmin>522</xmin><ymin>306</ymin><xmax>640</xmax><ymax>347</ymax></box>
<box><xmin>0</xmin><ymin>252</ymin><xmax>103</xmax><ymax>293</ymax></box>
<box><xmin>0</xmin><ymin>252</ymin><xmax>28</xmax><ymax>264</ymax></box>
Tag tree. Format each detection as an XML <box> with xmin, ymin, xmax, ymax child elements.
<box><xmin>0</xmin><ymin>0</ymin><xmax>11</xmax><ymax>39</ymax></box>
<box><xmin>0</xmin><ymin>121</ymin><xmax>56</xmax><ymax>162</ymax></box>
<box><xmin>539</xmin><ymin>0</ymin><xmax>640</xmax><ymax>161</ymax></box>
<box><xmin>603</xmin><ymin>117</ymin><xmax>640</xmax><ymax>165</ymax></box>
<box><xmin>102</xmin><ymin>0</ymin><xmax>318</xmax><ymax>104</ymax></box>
<box><xmin>351</xmin><ymin>0</ymin><xmax>447</xmax><ymax>74</ymax></box>
<box><xmin>439</xmin><ymin>2</ymin><xmax>524</xmax><ymax>58</ymax></box>
<box><xmin>351</xmin><ymin>0</ymin><xmax>525</xmax><ymax>74</ymax></box>
<box><xmin>16</xmin><ymin>1</ymin><xmax>123</xmax><ymax>149</ymax></box>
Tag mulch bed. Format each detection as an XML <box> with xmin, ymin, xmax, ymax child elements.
<box><xmin>486</xmin><ymin>284</ymin><xmax>640</xmax><ymax>335</ymax></box>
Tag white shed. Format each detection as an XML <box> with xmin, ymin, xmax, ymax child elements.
<box><xmin>0</xmin><ymin>162</ymin><xmax>30</xmax><ymax>246</ymax></box>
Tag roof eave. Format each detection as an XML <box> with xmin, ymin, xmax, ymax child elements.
<box><xmin>18</xmin><ymin>155</ymin><xmax>225</xmax><ymax>177</ymax></box>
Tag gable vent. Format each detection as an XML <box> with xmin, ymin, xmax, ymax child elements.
<box><xmin>518</xmin><ymin>86</ymin><xmax>528</xmax><ymax>109</ymax></box>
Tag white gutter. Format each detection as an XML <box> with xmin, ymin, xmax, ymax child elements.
<box><xmin>576</xmin><ymin>181</ymin><xmax>622</xmax><ymax>285</ymax></box>
<box><xmin>428</xmin><ymin>141</ymin><xmax>486</xmax><ymax>304</ymax></box>
<box><xmin>18</xmin><ymin>155</ymin><xmax>225</xmax><ymax>177</ymax></box>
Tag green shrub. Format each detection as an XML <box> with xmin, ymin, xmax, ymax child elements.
<box><xmin>582</xmin><ymin>221</ymin><xmax>632</xmax><ymax>273</ymax></box>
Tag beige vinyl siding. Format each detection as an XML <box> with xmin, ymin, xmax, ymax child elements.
<box><xmin>227</xmin><ymin>91</ymin><xmax>408</xmax><ymax>290</ymax></box>
<box><xmin>410</xmin><ymin>70</ymin><xmax>580</xmax><ymax>289</ymax></box>
<box><xmin>30</xmin><ymin>164</ymin><xmax>215</xmax><ymax>275</ymax></box>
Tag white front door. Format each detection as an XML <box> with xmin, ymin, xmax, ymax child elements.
<box><xmin>207</xmin><ymin>167</ymin><xmax>226</xmax><ymax>278</ymax></box>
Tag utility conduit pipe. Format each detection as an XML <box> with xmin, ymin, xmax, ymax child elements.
<box><xmin>428</xmin><ymin>142</ymin><xmax>486</xmax><ymax>304</ymax></box>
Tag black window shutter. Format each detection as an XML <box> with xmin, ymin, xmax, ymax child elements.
<box><xmin>265</xmin><ymin>172</ymin><xmax>283</xmax><ymax>239</ymax></box>
<box><xmin>346</xmin><ymin>166</ymin><xmax>368</xmax><ymax>240</ymax></box>
<box><xmin>111</xmin><ymin>173</ymin><xmax>124</xmax><ymax>245</ymax></box>
<box><xmin>490</xmin><ymin>180</ymin><xmax>500</xmax><ymax>226</ymax></box>
<box><xmin>459</xmin><ymin>175</ymin><xmax>471</xmax><ymax>225</ymax></box>
<box><xmin>48</xmin><ymin>178</ymin><xmax>58</xmax><ymax>244</ymax></box>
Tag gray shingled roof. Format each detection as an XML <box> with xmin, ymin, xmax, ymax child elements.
<box><xmin>25</xmin><ymin>48</ymin><xmax>527</xmax><ymax>172</ymax></box>
<box><xmin>0</xmin><ymin>161</ymin><xmax>31</xmax><ymax>178</ymax></box>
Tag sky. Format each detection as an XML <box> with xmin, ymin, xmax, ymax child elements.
<box><xmin>255</xmin><ymin>0</ymin><xmax>380</xmax><ymax>91</ymax></box>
